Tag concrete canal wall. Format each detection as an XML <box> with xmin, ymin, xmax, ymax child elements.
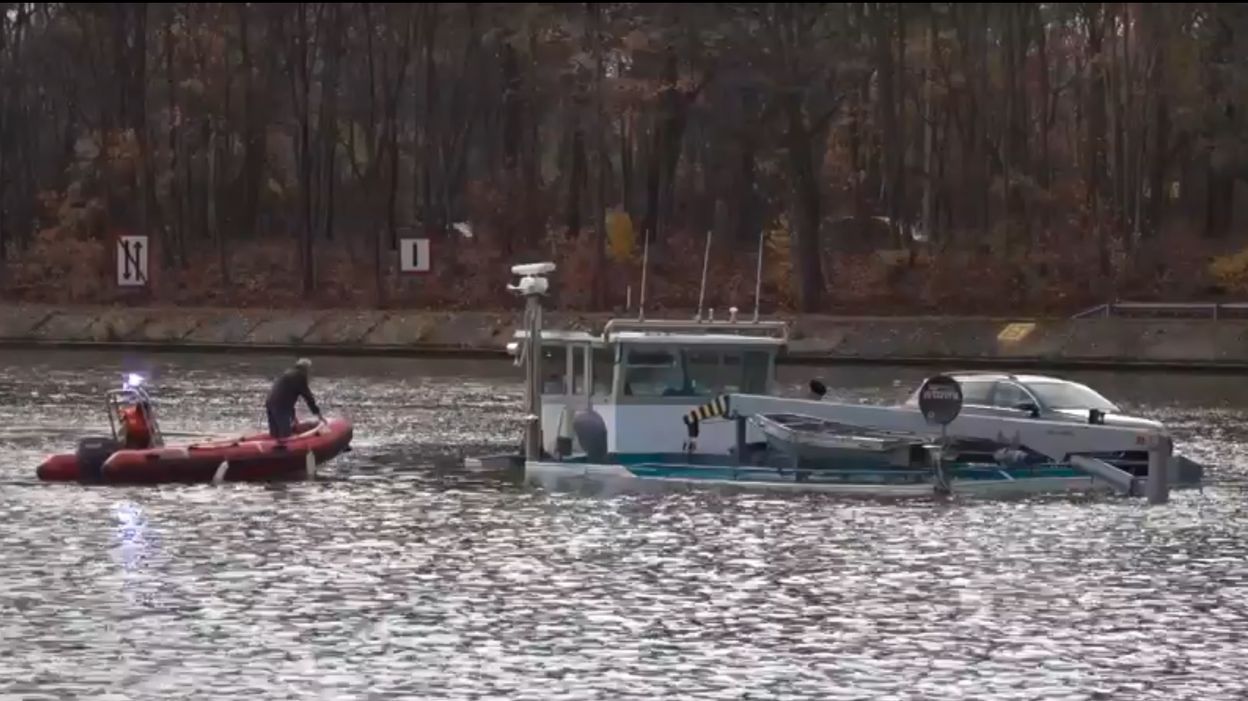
<box><xmin>0</xmin><ymin>303</ymin><xmax>1246</xmax><ymax>371</ymax></box>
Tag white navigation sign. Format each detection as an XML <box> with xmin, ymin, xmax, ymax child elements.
<box><xmin>117</xmin><ymin>235</ymin><xmax>149</xmax><ymax>287</ymax></box>
<box><xmin>399</xmin><ymin>238</ymin><xmax>431</xmax><ymax>274</ymax></box>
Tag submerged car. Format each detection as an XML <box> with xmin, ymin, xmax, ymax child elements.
<box><xmin>902</xmin><ymin>372</ymin><xmax>1164</xmax><ymax>432</ymax></box>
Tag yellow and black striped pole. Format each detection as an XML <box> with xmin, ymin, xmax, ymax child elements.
<box><xmin>682</xmin><ymin>394</ymin><xmax>731</xmax><ymax>439</ymax></box>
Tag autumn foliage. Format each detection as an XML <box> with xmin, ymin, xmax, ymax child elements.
<box><xmin>0</xmin><ymin>4</ymin><xmax>1247</xmax><ymax>315</ymax></box>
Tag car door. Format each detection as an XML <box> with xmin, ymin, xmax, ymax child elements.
<box><xmin>950</xmin><ymin>379</ymin><xmax>996</xmax><ymax>417</ymax></box>
<box><xmin>989</xmin><ymin>381</ymin><xmax>1043</xmax><ymax>419</ymax></box>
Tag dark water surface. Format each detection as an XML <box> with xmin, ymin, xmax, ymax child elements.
<box><xmin>1</xmin><ymin>351</ymin><xmax>1246</xmax><ymax>700</ymax></box>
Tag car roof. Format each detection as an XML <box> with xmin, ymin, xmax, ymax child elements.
<box><xmin>941</xmin><ymin>372</ymin><xmax>1078</xmax><ymax>385</ymax></box>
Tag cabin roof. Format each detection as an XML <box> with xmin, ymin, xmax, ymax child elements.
<box><xmin>511</xmin><ymin>330</ymin><xmax>606</xmax><ymax>346</ymax></box>
<box><xmin>610</xmin><ymin>331</ymin><xmax>785</xmax><ymax>348</ymax></box>
<box><xmin>603</xmin><ymin>317</ymin><xmax>789</xmax><ymax>341</ymax></box>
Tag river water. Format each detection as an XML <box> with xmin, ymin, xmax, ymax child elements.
<box><xmin>1</xmin><ymin>350</ymin><xmax>1246</xmax><ymax>700</ymax></box>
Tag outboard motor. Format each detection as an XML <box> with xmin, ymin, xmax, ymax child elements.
<box><xmin>75</xmin><ymin>436</ymin><xmax>121</xmax><ymax>482</ymax></box>
<box><xmin>572</xmin><ymin>409</ymin><xmax>608</xmax><ymax>463</ymax></box>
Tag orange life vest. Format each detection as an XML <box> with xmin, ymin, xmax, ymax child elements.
<box><xmin>120</xmin><ymin>405</ymin><xmax>151</xmax><ymax>449</ymax></box>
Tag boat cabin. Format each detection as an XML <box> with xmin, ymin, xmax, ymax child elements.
<box><xmin>511</xmin><ymin>321</ymin><xmax>786</xmax><ymax>403</ymax></box>
<box><xmin>509</xmin><ymin>317</ymin><xmax>789</xmax><ymax>455</ymax></box>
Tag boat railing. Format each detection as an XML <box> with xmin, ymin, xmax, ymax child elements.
<box><xmin>105</xmin><ymin>386</ymin><xmax>166</xmax><ymax>447</ymax></box>
<box><xmin>603</xmin><ymin>317</ymin><xmax>790</xmax><ymax>343</ymax></box>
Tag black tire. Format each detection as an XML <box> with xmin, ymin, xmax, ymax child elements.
<box><xmin>76</xmin><ymin>436</ymin><xmax>122</xmax><ymax>482</ymax></box>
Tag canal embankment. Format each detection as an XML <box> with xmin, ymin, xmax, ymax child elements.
<box><xmin>0</xmin><ymin>304</ymin><xmax>1245</xmax><ymax>371</ymax></box>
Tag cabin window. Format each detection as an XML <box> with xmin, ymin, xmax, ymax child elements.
<box><xmin>720</xmin><ymin>353</ymin><xmax>743</xmax><ymax>393</ymax></box>
<box><xmin>693</xmin><ymin>352</ymin><xmax>750</xmax><ymax>394</ymax></box>
<box><xmin>622</xmin><ymin>348</ymin><xmax>682</xmax><ymax>397</ymax></box>
<box><xmin>620</xmin><ymin>346</ymin><xmax>774</xmax><ymax>398</ymax></box>
<box><xmin>540</xmin><ymin>347</ymin><xmax>566</xmax><ymax>394</ymax></box>
<box><xmin>682</xmin><ymin>350</ymin><xmax>722</xmax><ymax>395</ymax></box>
<box><xmin>742</xmin><ymin>351</ymin><xmax>770</xmax><ymax>394</ymax></box>
<box><xmin>571</xmin><ymin>347</ymin><xmax>586</xmax><ymax>395</ymax></box>
<box><xmin>591</xmin><ymin>347</ymin><xmax>613</xmax><ymax>395</ymax></box>
<box><xmin>549</xmin><ymin>344</ymin><xmax>611</xmax><ymax>396</ymax></box>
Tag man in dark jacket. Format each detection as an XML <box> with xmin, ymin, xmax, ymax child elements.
<box><xmin>266</xmin><ymin>358</ymin><xmax>322</xmax><ymax>439</ymax></box>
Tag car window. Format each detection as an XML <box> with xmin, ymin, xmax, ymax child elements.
<box><xmin>958</xmin><ymin>380</ymin><xmax>993</xmax><ymax>405</ymax></box>
<box><xmin>1027</xmin><ymin>381</ymin><xmax>1118</xmax><ymax>411</ymax></box>
<box><xmin>992</xmin><ymin>382</ymin><xmax>1033</xmax><ymax>408</ymax></box>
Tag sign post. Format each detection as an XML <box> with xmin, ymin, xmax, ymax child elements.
<box><xmin>917</xmin><ymin>375</ymin><xmax>963</xmax><ymax>496</ymax></box>
<box><xmin>398</xmin><ymin>238</ymin><xmax>431</xmax><ymax>274</ymax></box>
<box><xmin>116</xmin><ymin>235</ymin><xmax>149</xmax><ymax>288</ymax></box>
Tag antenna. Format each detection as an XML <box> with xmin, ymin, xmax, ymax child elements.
<box><xmin>637</xmin><ymin>233</ymin><xmax>650</xmax><ymax>321</ymax></box>
<box><xmin>695</xmin><ymin>228</ymin><xmax>713</xmax><ymax>321</ymax></box>
<box><xmin>752</xmin><ymin>225</ymin><xmax>765</xmax><ymax>322</ymax></box>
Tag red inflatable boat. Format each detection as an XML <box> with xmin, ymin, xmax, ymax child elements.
<box><xmin>36</xmin><ymin>381</ymin><xmax>354</xmax><ymax>484</ymax></box>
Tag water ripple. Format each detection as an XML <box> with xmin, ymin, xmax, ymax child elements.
<box><xmin>0</xmin><ymin>352</ymin><xmax>1245</xmax><ymax>699</ymax></box>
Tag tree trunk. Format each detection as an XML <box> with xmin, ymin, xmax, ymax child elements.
<box><xmin>208</xmin><ymin>117</ymin><xmax>226</xmax><ymax>288</ymax></box>
<box><xmin>317</xmin><ymin>3</ymin><xmax>342</xmax><ymax>242</ymax></box>
<box><xmin>893</xmin><ymin>2</ymin><xmax>907</xmax><ymax>245</ymax></box>
<box><xmin>133</xmin><ymin>4</ymin><xmax>153</xmax><ymax>288</ymax></box>
<box><xmin>164</xmin><ymin>11</ymin><xmax>182</xmax><ymax>267</ymax></box>
<box><xmin>737</xmin><ymin>87</ymin><xmax>759</xmax><ymax>244</ymax></box>
<box><xmin>289</xmin><ymin>2</ymin><xmax>315</xmax><ymax>295</ymax></box>
<box><xmin>1146</xmin><ymin>23</ymin><xmax>1170</xmax><ymax>238</ymax></box>
<box><xmin>239</xmin><ymin>2</ymin><xmax>263</xmax><ymax>239</ymax></box>
<box><xmin>783</xmin><ymin>94</ymin><xmax>825</xmax><ymax>312</ymax></box>
<box><xmin>1084</xmin><ymin>4</ymin><xmax>1109</xmax><ymax>272</ymax></box>
<box><xmin>419</xmin><ymin>3</ymin><xmax>438</xmax><ymax>231</ymax></box>
<box><xmin>0</xmin><ymin>8</ymin><xmax>9</xmax><ymax>263</ymax></box>
<box><xmin>566</xmin><ymin>126</ymin><xmax>585</xmax><ymax>238</ymax></box>
<box><xmin>977</xmin><ymin>3</ymin><xmax>991</xmax><ymax>242</ymax></box>
<box><xmin>590</xmin><ymin>2</ymin><xmax>608</xmax><ymax>309</ymax></box>
<box><xmin>501</xmin><ymin>41</ymin><xmax>521</xmax><ymax>173</ymax></box>
<box><xmin>920</xmin><ymin>4</ymin><xmax>935</xmax><ymax>244</ymax></box>
<box><xmin>875</xmin><ymin>3</ymin><xmax>898</xmax><ymax>229</ymax></box>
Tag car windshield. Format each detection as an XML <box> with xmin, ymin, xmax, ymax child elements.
<box><xmin>1028</xmin><ymin>381</ymin><xmax>1118</xmax><ymax>411</ymax></box>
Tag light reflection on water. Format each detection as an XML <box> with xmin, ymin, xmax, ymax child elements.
<box><xmin>0</xmin><ymin>351</ymin><xmax>1245</xmax><ymax>699</ymax></box>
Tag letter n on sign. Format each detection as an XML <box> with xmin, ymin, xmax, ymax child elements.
<box><xmin>399</xmin><ymin>238</ymin><xmax>431</xmax><ymax>274</ymax></box>
<box><xmin>116</xmin><ymin>235</ymin><xmax>150</xmax><ymax>287</ymax></box>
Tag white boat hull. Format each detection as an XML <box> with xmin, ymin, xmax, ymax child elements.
<box><xmin>539</xmin><ymin>393</ymin><xmax>1168</xmax><ymax>468</ymax></box>
<box><xmin>524</xmin><ymin>459</ymin><xmax>1129</xmax><ymax>500</ymax></box>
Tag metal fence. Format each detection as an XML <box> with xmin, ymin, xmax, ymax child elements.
<box><xmin>1071</xmin><ymin>302</ymin><xmax>1248</xmax><ymax>320</ymax></box>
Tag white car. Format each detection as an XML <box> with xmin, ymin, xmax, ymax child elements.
<box><xmin>903</xmin><ymin>372</ymin><xmax>1165</xmax><ymax>432</ymax></box>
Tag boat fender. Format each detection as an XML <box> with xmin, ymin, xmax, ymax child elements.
<box><xmin>75</xmin><ymin>436</ymin><xmax>121</xmax><ymax>482</ymax></box>
<box><xmin>572</xmin><ymin>409</ymin><xmax>608</xmax><ymax>463</ymax></box>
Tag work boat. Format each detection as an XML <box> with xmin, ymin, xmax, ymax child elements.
<box><xmin>476</xmin><ymin>261</ymin><xmax>1205</xmax><ymax>499</ymax></box>
<box><xmin>36</xmin><ymin>375</ymin><xmax>353</xmax><ymax>484</ymax></box>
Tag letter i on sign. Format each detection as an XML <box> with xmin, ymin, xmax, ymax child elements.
<box><xmin>399</xmin><ymin>238</ymin><xmax>431</xmax><ymax>274</ymax></box>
